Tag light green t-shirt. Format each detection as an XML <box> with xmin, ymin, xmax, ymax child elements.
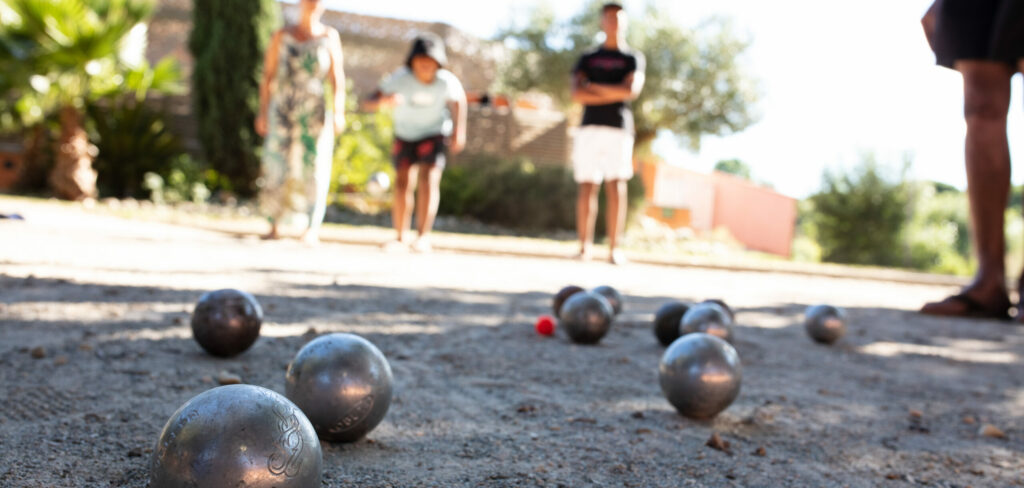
<box><xmin>379</xmin><ymin>67</ymin><xmax>466</xmax><ymax>141</ymax></box>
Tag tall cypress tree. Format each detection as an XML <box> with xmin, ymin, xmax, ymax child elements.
<box><xmin>189</xmin><ymin>0</ymin><xmax>279</xmax><ymax>198</ymax></box>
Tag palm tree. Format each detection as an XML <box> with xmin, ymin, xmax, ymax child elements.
<box><xmin>0</xmin><ymin>0</ymin><xmax>170</xmax><ymax>200</ymax></box>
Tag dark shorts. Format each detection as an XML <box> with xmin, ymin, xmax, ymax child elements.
<box><xmin>392</xmin><ymin>135</ymin><xmax>447</xmax><ymax>170</ymax></box>
<box><xmin>930</xmin><ymin>0</ymin><xmax>1024</xmax><ymax>69</ymax></box>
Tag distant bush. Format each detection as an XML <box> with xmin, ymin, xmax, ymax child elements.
<box><xmin>802</xmin><ymin>155</ymin><xmax>981</xmax><ymax>276</ymax></box>
<box><xmin>89</xmin><ymin>101</ymin><xmax>189</xmax><ymax>199</ymax></box>
<box><xmin>330</xmin><ymin>82</ymin><xmax>395</xmax><ymax>198</ymax></box>
<box><xmin>440</xmin><ymin>154</ymin><xmax>644</xmax><ymax>235</ymax></box>
<box><xmin>805</xmin><ymin>155</ymin><xmax>911</xmax><ymax>267</ymax></box>
<box><xmin>903</xmin><ymin>183</ymin><xmax>971</xmax><ymax>275</ymax></box>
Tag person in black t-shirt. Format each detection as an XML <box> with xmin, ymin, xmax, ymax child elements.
<box><xmin>570</xmin><ymin>2</ymin><xmax>645</xmax><ymax>265</ymax></box>
<box><xmin>919</xmin><ymin>0</ymin><xmax>1024</xmax><ymax>320</ymax></box>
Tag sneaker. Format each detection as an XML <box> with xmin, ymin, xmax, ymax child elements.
<box><xmin>411</xmin><ymin>237</ymin><xmax>433</xmax><ymax>254</ymax></box>
<box><xmin>381</xmin><ymin>239</ymin><xmax>409</xmax><ymax>253</ymax></box>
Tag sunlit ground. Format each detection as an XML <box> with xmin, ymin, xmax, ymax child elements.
<box><xmin>1</xmin><ymin>196</ymin><xmax>1021</xmax><ymax>487</ymax></box>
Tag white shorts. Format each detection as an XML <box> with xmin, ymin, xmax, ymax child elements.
<box><xmin>571</xmin><ymin>125</ymin><xmax>635</xmax><ymax>184</ymax></box>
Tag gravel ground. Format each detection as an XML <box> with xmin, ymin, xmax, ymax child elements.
<box><xmin>1</xmin><ymin>199</ymin><xmax>1022</xmax><ymax>487</ymax></box>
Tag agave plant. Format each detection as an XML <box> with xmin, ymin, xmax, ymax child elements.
<box><xmin>0</xmin><ymin>0</ymin><xmax>183</xmax><ymax>200</ymax></box>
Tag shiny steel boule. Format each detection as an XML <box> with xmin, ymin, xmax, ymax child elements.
<box><xmin>653</xmin><ymin>301</ymin><xmax>690</xmax><ymax>347</ymax></box>
<box><xmin>150</xmin><ymin>385</ymin><xmax>322</xmax><ymax>488</ymax></box>
<box><xmin>658</xmin><ymin>333</ymin><xmax>742</xmax><ymax>420</ymax></box>
<box><xmin>591</xmin><ymin>285</ymin><xmax>624</xmax><ymax>315</ymax></box>
<box><xmin>286</xmin><ymin>333</ymin><xmax>394</xmax><ymax>443</ymax></box>
<box><xmin>805</xmin><ymin>304</ymin><xmax>846</xmax><ymax>344</ymax></box>
<box><xmin>702</xmin><ymin>299</ymin><xmax>735</xmax><ymax>322</ymax></box>
<box><xmin>552</xmin><ymin>285</ymin><xmax>585</xmax><ymax>316</ymax></box>
<box><xmin>191</xmin><ymin>289</ymin><xmax>263</xmax><ymax>357</ymax></box>
<box><xmin>559</xmin><ymin>291</ymin><xmax>614</xmax><ymax>345</ymax></box>
<box><xmin>680</xmin><ymin>302</ymin><xmax>734</xmax><ymax>344</ymax></box>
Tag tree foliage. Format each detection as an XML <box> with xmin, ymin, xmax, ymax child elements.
<box><xmin>189</xmin><ymin>0</ymin><xmax>279</xmax><ymax>198</ymax></box>
<box><xmin>496</xmin><ymin>0</ymin><xmax>759</xmax><ymax>154</ymax></box>
<box><xmin>714</xmin><ymin>158</ymin><xmax>751</xmax><ymax>179</ymax></box>
<box><xmin>0</xmin><ymin>0</ymin><xmax>184</xmax><ymax>199</ymax></box>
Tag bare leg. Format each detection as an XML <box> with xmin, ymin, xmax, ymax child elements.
<box><xmin>605</xmin><ymin>179</ymin><xmax>628</xmax><ymax>264</ymax></box>
<box><xmin>388</xmin><ymin>164</ymin><xmax>418</xmax><ymax>247</ymax></box>
<box><xmin>922</xmin><ymin>60</ymin><xmax>1013</xmax><ymax>317</ymax></box>
<box><xmin>576</xmin><ymin>182</ymin><xmax>599</xmax><ymax>259</ymax></box>
<box><xmin>302</xmin><ymin>157</ymin><xmax>332</xmax><ymax>245</ymax></box>
<box><xmin>262</xmin><ymin>219</ymin><xmax>280</xmax><ymax>240</ymax></box>
<box><xmin>413</xmin><ymin>164</ymin><xmax>443</xmax><ymax>252</ymax></box>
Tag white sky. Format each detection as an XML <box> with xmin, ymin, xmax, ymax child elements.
<box><xmin>321</xmin><ymin>0</ymin><xmax>1024</xmax><ymax>198</ymax></box>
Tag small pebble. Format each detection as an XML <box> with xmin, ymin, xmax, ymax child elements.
<box><xmin>909</xmin><ymin>409</ymin><xmax>923</xmax><ymax>419</ymax></box>
<box><xmin>200</xmin><ymin>375</ymin><xmax>213</xmax><ymax>384</ymax></box>
<box><xmin>963</xmin><ymin>416</ymin><xmax>976</xmax><ymax>425</ymax></box>
<box><xmin>979</xmin><ymin>424</ymin><xmax>1006</xmax><ymax>439</ymax></box>
<box><xmin>54</xmin><ymin>356</ymin><xmax>69</xmax><ymax>366</ymax></box>
<box><xmin>30</xmin><ymin>347</ymin><xmax>46</xmax><ymax>359</ymax></box>
<box><xmin>216</xmin><ymin>371</ymin><xmax>242</xmax><ymax>385</ymax></box>
<box><xmin>79</xmin><ymin>344</ymin><xmax>94</xmax><ymax>352</ymax></box>
<box><xmin>706</xmin><ymin>432</ymin><xmax>731</xmax><ymax>454</ymax></box>
<box><xmin>753</xmin><ymin>446</ymin><xmax>767</xmax><ymax>457</ymax></box>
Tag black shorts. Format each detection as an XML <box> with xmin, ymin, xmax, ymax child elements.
<box><xmin>931</xmin><ymin>0</ymin><xmax>1024</xmax><ymax>69</ymax></box>
<box><xmin>392</xmin><ymin>135</ymin><xmax>447</xmax><ymax>170</ymax></box>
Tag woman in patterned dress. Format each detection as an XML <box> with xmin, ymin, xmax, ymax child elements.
<box><xmin>255</xmin><ymin>0</ymin><xmax>345</xmax><ymax>244</ymax></box>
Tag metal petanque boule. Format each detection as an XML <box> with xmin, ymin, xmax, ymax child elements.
<box><xmin>653</xmin><ymin>301</ymin><xmax>691</xmax><ymax>347</ymax></box>
<box><xmin>191</xmin><ymin>289</ymin><xmax>263</xmax><ymax>357</ymax></box>
<box><xmin>150</xmin><ymin>384</ymin><xmax>322</xmax><ymax>488</ymax></box>
<box><xmin>552</xmin><ymin>285</ymin><xmax>585</xmax><ymax>316</ymax></box>
<box><xmin>658</xmin><ymin>333</ymin><xmax>742</xmax><ymax>420</ymax></box>
<box><xmin>805</xmin><ymin>304</ymin><xmax>846</xmax><ymax>344</ymax></box>
<box><xmin>591</xmin><ymin>285</ymin><xmax>624</xmax><ymax>315</ymax></box>
<box><xmin>680</xmin><ymin>301</ymin><xmax>735</xmax><ymax>344</ymax></box>
<box><xmin>559</xmin><ymin>291</ymin><xmax>614</xmax><ymax>345</ymax></box>
<box><xmin>702</xmin><ymin>299</ymin><xmax>735</xmax><ymax>323</ymax></box>
<box><xmin>286</xmin><ymin>333</ymin><xmax>394</xmax><ymax>443</ymax></box>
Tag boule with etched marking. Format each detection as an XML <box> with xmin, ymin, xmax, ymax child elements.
<box><xmin>653</xmin><ymin>301</ymin><xmax>691</xmax><ymax>346</ymax></box>
<box><xmin>805</xmin><ymin>304</ymin><xmax>846</xmax><ymax>344</ymax></box>
<box><xmin>592</xmin><ymin>285</ymin><xmax>624</xmax><ymax>315</ymax></box>
<box><xmin>680</xmin><ymin>301</ymin><xmax>735</xmax><ymax>343</ymax></box>
<box><xmin>150</xmin><ymin>384</ymin><xmax>321</xmax><ymax>488</ymax></box>
<box><xmin>658</xmin><ymin>333</ymin><xmax>742</xmax><ymax>420</ymax></box>
<box><xmin>559</xmin><ymin>291</ymin><xmax>614</xmax><ymax>345</ymax></box>
<box><xmin>190</xmin><ymin>289</ymin><xmax>263</xmax><ymax>357</ymax></box>
<box><xmin>286</xmin><ymin>333</ymin><xmax>394</xmax><ymax>442</ymax></box>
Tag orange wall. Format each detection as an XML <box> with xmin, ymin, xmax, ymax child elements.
<box><xmin>641</xmin><ymin>161</ymin><xmax>798</xmax><ymax>257</ymax></box>
<box><xmin>710</xmin><ymin>172</ymin><xmax>797</xmax><ymax>257</ymax></box>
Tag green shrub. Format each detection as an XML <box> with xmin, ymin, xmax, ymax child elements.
<box><xmin>439</xmin><ymin>154</ymin><xmax>645</xmax><ymax>235</ymax></box>
<box><xmin>330</xmin><ymin>82</ymin><xmax>395</xmax><ymax>197</ymax></box>
<box><xmin>805</xmin><ymin>155</ymin><xmax>911</xmax><ymax>267</ymax></box>
<box><xmin>903</xmin><ymin>183</ymin><xmax>971</xmax><ymax>275</ymax></box>
<box><xmin>89</xmin><ymin>101</ymin><xmax>188</xmax><ymax>199</ymax></box>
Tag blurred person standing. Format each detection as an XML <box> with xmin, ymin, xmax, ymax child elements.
<box><xmin>363</xmin><ymin>33</ymin><xmax>467</xmax><ymax>253</ymax></box>
<box><xmin>255</xmin><ymin>0</ymin><xmax>345</xmax><ymax>244</ymax></box>
<box><xmin>570</xmin><ymin>2</ymin><xmax>645</xmax><ymax>265</ymax></box>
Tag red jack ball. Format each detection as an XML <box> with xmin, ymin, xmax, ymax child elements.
<box><xmin>535</xmin><ymin>315</ymin><xmax>556</xmax><ymax>336</ymax></box>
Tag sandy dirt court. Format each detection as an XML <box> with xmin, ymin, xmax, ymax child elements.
<box><xmin>1</xmin><ymin>199</ymin><xmax>1023</xmax><ymax>487</ymax></box>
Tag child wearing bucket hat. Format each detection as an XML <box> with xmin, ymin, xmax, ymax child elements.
<box><xmin>363</xmin><ymin>32</ymin><xmax>467</xmax><ymax>253</ymax></box>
